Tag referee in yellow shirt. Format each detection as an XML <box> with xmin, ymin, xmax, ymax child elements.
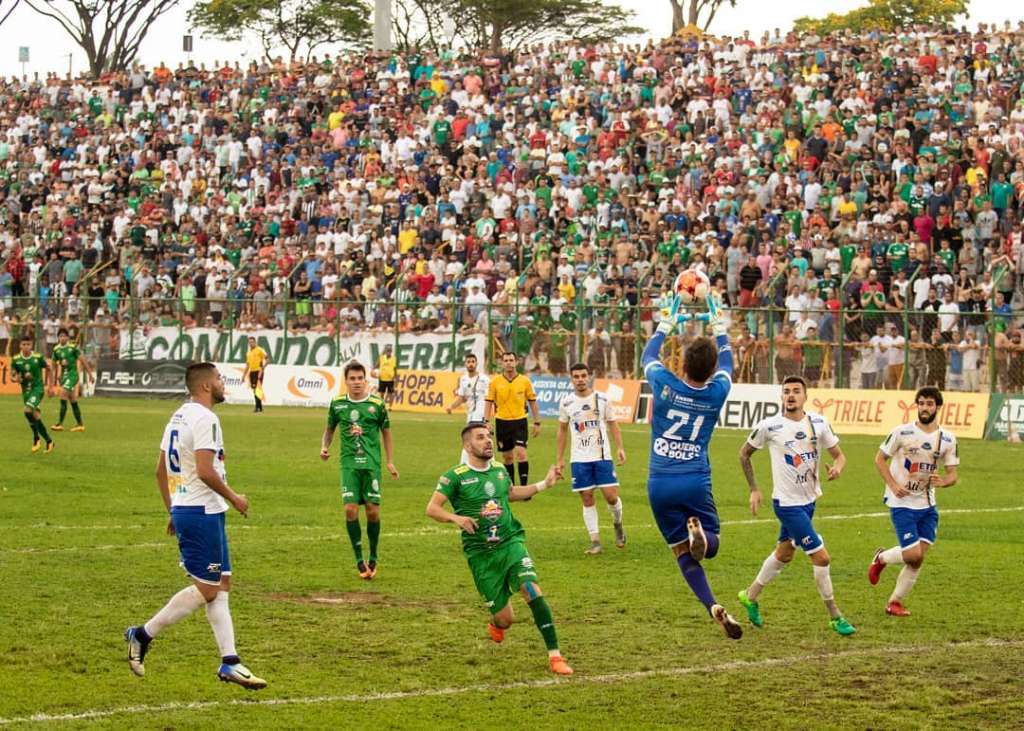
<box><xmin>375</xmin><ymin>345</ymin><xmax>397</xmax><ymax>399</ymax></box>
<box><xmin>241</xmin><ymin>336</ymin><xmax>268</xmax><ymax>413</ymax></box>
<box><xmin>485</xmin><ymin>351</ymin><xmax>541</xmax><ymax>485</ymax></box>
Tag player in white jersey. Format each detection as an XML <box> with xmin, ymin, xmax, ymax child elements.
<box><xmin>124</xmin><ymin>362</ymin><xmax>266</xmax><ymax>689</ymax></box>
<box><xmin>446</xmin><ymin>353</ymin><xmax>491</xmax><ymax>463</ymax></box>
<box><xmin>736</xmin><ymin>376</ymin><xmax>855</xmax><ymax>636</ymax></box>
<box><xmin>555</xmin><ymin>362</ymin><xmax>626</xmax><ymax>555</ymax></box>
<box><xmin>868</xmin><ymin>386</ymin><xmax>959</xmax><ymax>617</ymax></box>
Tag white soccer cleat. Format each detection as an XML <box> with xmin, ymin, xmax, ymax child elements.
<box><xmin>217</xmin><ymin>662</ymin><xmax>267</xmax><ymax>690</ymax></box>
<box><xmin>711</xmin><ymin>604</ymin><xmax>743</xmax><ymax>640</ymax></box>
<box><xmin>124</xmin><ymin>626</ymin><xmax>149</xmax><ymax>677</ymax></box>
<box><xmin>687</xmin><ymin>517</ymin><xmax>707</xmax><ymax>561</ymax></box>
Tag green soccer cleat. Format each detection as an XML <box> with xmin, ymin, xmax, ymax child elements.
<box><xmin>830</xmin><ymin>616</ymin><xmax>856</xmax><ymax>636</ymax></box>
<box><xmin>737</xmin><ymin>590</ymin><xmax>763</xmax><ymax>628</ymax></box>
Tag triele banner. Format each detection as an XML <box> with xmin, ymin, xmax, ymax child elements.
<box><xmin>143</xmin><ymin>327</ymin><xmax>485</xmax><ymax>369</ymax></box>
<box><xmin>806</xmin><ymin>388</ymin><xmax>989</xmax><ymax>440</ymax></box>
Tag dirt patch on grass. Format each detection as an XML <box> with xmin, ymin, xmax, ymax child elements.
<box><xmin>267</xmin><ymin>591</ymin><xmax>458</xmax><ymax>610</ymax></box>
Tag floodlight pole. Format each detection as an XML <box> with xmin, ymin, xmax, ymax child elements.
<box><xmin>374</xmin><ymin>0</ymin><xmax>392</xmax><ymax>52</ymax></box>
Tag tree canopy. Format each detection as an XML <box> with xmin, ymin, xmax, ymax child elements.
<box><xmin>188</xmin><ymin>0</ymin><xmax>370</xmax><ymax>62</ymax></box>
<box><xmin>794</xmin><ymin>0</ymin><xmax>969</xmax><ymax>34</ymax></box>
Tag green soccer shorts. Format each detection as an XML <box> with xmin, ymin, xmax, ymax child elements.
<box><xmin>341</xmin><ymin>467</ymin><xmax>382</xmax><ymax>505</ymax></box>
<box><xmin>60</xmin><ymin>371</ymin><xmax>79</xmax><ymax>391</ymax></box>
<box><xmin>22</xmin><ymin>388</ymin><xmax>44</xmax><ymax>410</ymax></box>
<box><xmin>467</xmin><ymin>540</ymin><xmax>539</xmax><ymax>614</ymax></box>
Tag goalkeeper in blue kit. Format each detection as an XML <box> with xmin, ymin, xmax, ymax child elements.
<box><xmin>642</xmin><ymin>295</ymin><xmax>743</xmax><ymax>639</ymax></box>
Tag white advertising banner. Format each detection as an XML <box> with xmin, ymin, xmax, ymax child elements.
<box><xmin>218</xmin><ymin>362</ymin><xmax>343</xmax><ymax>409</ymax></box>
<box><xmin>144</xmin><ymin>327</ymin><xmax>485</xmax><ymax>369</ymax></box>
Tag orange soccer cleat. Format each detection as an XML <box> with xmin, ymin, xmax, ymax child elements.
<box><xmin>487</xmin><ymin>623</ymin><xmax>505</xmax><ymax>644</ymax></box>
<box><xmin>548</xmin><ymin>654</ymin><xmax>574</xmax><ymax>676</ymax></box>
<box><xmin>886</xmin><ymin>600</ymin><xmax>911</xmax><ymax>617</ymax></box>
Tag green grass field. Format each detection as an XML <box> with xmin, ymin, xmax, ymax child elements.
<box><xmin>1</xmin><ymin>395</ymin><xmax>1022</xmax><ymax>729</ymax></box>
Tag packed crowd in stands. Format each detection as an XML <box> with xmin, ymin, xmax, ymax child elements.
<box><xmin>4</xmin><ymin>21</ymin><xmax>1024</xmax><ymax>390</ymax></box>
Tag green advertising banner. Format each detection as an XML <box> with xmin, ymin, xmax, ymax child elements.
<box><xmin>984</xmin><ymin>393</ymin><xmax>1024</xmax><ymax>441</ymax></box>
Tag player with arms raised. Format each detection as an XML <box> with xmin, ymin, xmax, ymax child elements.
<box><xmin>555</xmin><ymin>362</ymin><xmax>627</xmax><ymax>554</ymax></box>
<box><xmin>321</xmin><ymin>361</ymin><xmax>399</xmax><ymax>580</ymax></box>
<box><xmin>736</xmin><ymin>376</ymin><xmax>856</xmax><ymax>635</ymax></box>
<box><xmin>642</xmin><ymin>296</ymin><xmax>743</xmax><ymax>639</ymax></box>
<box><xmin>11</xmin><ymin>335</ymin><xmax>54</xmax><ymax>452</ymax></box>
<box><xmin>125</xmin><ymin>362</ymin><xmax>266</xmax><ymax>689</ymax></box>
<box><xmin>446</xmin><ymin>353</ymin><xmax>491</xmax><ymax>463</ymax></box>
<box><xmin>868</xmin><ymin>386</ymin><xmax>959</xmax><ymax>617</ymax></box>
<box><xmin>426</xmin><ymin>423</ymin><xmax>572</xmax><ymax>676</ymax></box>
<box><xmin>51</xmin><ymin>328</ymin><xmax>92</xmax><ymax>432</ymax></box>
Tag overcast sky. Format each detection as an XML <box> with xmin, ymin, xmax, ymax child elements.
<box><xmin>0</xmin><ymin>0</ymin><xmax>1019</xmax><ymax>78</ymax></box>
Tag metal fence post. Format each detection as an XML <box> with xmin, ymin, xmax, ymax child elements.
<box><xmin>766</xmin><ymin>306</ymin><xmax>775</xmax><ymax>384</ymax></box>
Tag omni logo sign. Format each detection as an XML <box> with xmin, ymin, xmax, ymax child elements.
<box><xmin>287</xmin><ymin>369</ymin><xmax>337</xmax><ymax>398</ymax></box>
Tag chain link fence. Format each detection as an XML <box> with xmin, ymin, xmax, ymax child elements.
<box><xmin>3</xmin><ymin>292</ymin><xmax>1024</xmax><ymax>393</ymax></box>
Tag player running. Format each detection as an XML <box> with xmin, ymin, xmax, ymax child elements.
<box><xmin>51</xmin><ymin>328</ymin><xmax>92</xmax><ymax>432</ymax></box>
<box><xmin>736</xmin><ymin>376</ymin><xmax>856</xmax><ymax>636</ymax></box>
<box><xmin>868</xmin><ymin>386</ymin><xmax>959</xmax><ymax>617</ymax></box>
<box><xmin>426</xmin><ymin>422</ymin><xmax>572</xmax><ymax>676</ymax></box>
<box><xmin>124</xmin><ymin>362</ymin><xmax>266</xmax><ymax>689</ymax></box>
<box><xmin>445</xmin><ymin>353</ymin><xmax>491</xmax><ymax>463</ymax></box>
<box><xmin>555</xmin><ymin>362</ymin><xmax>627</xmax><ymax>555</ymax></box>
<box><xmin>642</xmin><ymin>296</ymin><xmax>742</xmax><ymax>639</ymax></box>
<box><xmin>241</xmin><ymin>337</ymin><xmax>268</xmax><ymax>413</ymax></box>
<box><xmin>321</xmin><ymin>361</ymin><xmax>399</xmax><ymax>580</ymax></box>
<box><xmin>11</xmin><ymin>335</ymin><xmax>54</xmax><ymax>453</ymax></box>
<box><xmin>485</xmin><ymin>352</ymin><xmax>541</xmax><ymax>486</ymax></box>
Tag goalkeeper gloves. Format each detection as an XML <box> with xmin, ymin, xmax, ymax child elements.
<box><xmin>657</xmin><ymin>296</ymin><xmax>682</xmax><ymax>336</ymax></box>
<box><xmin>706</xmin><ymin>294</ymin><xmax>728</xmax><ymax>337</ymax></box>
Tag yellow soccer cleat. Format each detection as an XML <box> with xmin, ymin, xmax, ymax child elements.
<box><xmin>31</xmin><ymin>439</ymin><xmax>42</xmax><ymax>453</ymax></box>
<box><xmin>45</xmin><ymin>441</ymin><xmax>55</xmax><ymax>453</ymax></box>
<box><xmin>71</xmin><ymin>425</ymin><xmax>85</xmax><ymax>433</ymax></box>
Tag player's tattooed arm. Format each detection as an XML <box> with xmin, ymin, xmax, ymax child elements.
<box><xmin>320</xmin><ymin>424</ymin><xmax>336</xmax><ymax>460</ymax></box>
<box><xmin>738</xmin><ymin>442</ymin><xmax>762</xmax><ymax>515</ymax></box>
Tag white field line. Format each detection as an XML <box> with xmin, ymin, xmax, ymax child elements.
<box><xmin>1</xmin><ymin>637</ymin><xmax>1020</xmax><ymax>726</ymax></box>
<box><xmin>3</xmin><ymin>506</ymin><xmax>1022</xmax><ymax>555</ymax></box>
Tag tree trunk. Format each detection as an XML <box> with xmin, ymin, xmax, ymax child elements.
<box><xmin>687</xmin><ymin>0</ymin><xmax>699</xmax><ymax>26</ymax></box>
<box><xmin>489</xmin><ymin>22</ymin><xmax>502</xmax><ymax>55</ymax></box>
<box><xmin>669</xmin><ymin>0</ymin><xmax>685</xmax><ymax>32</ymax></box>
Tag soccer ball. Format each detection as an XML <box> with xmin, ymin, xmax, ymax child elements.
<box><xmin>674</xmin><ymin>269</ymin><xmax>711</xmax><ymax>305</ymax></box>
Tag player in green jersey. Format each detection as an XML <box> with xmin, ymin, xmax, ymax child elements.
<box><xmin>426</xmin><ymin>422</ymin><xmax>573</xmax><ymax>676</ymax></box>
<box><xmin>10</xmin><ymin>336</ymin><xmax>54</xmax><ymax>453</ymax></box>
<box><xmin>51</xmin><ymin>328</ymin><xmax>92</xmax><ymax>432</ymax></box>
<box><xmin>320</xmin><ymin>361</ymin><xmax>398</xmax><ymax>580</ymax></box>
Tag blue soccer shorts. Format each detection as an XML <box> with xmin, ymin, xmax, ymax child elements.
<box><xmin>571</xmin><ymin>460</ymin><xmax>618</xmax><ymax>491</ymax></box>
<box><xmin>647</xmin><ymin>474</ymin><xmax>720</xmax><ymax>546</ymax></box>
<box><xmin>773</xmin><ymin>500</ymin><xmax>824</xmax><ymax>554</ymax></box>
<box><xmin>889</xmin><ymin>506</ymin><xmax>939</xmax><ymax>549</ymax></box>
<box><xmin>171</xmin><ymin>506</ymin><xmax>232</xmax><ymax>585</ymax></box>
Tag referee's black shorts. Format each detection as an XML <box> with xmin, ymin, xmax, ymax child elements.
<box><xmin>495</xmin><ymin>418</ymin><xmax>529</xmax><ymax>453</ymax></box>
<box><xmin>249</xmin><ymin>371</ymin><xmax>261</xmax><ymax>388</ymax></box>
<box><xmin>378</xmin><ymin>379</ymin><xmax>395</xmax><ymax>395</ymax></box>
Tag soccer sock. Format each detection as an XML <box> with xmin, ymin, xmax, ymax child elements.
<box><xmin>704</xmin><ymin>531</ymin><xmax>720</xmax><ymax>559</ymax></box>
<box><xmin>879</xmin><ymin>546</ymin><xmax>905</xmax><ymax>566</ymax></box>
<box><xmin>346</xmin><ymin>519</ymin><xmax>364</xmax><ymax>562</ymax></box>
<box><xmin>890</xmin><ymin>566</ymin><xmax>920</xmax><ymax>603</ymax></box>
<box><xmin>35</xmin><ymin>418</ymin><xmax>51</xmax><ymax>443</ymax></box>
<box><xmin>582</xmin><ymin>504</ymin><xmax>599</xmax><ymax>538</ymax></box>
<box><xmin>527</xmin><ymin>596</ymin><xmax>559</xmax><ymax>652</ymax></box>
<box><xmin>677</xmin><ymin>553</ymin><xmax>716</xmax><ymax>613</ymax></box>
<box><xmin>204</xmin><ymin>592</ymin><xmax>238</xmax><ymax>661</ymax></box>
<box><xmin>505</xmin><ymin>463</ymin><xmax>515</xmax><ymax>482</ymax></box>
<box><xmin>59</xmin><ymin>399</ymin><xmax>68</xmax><ymax>424</ymax></box>
<box><xmin>813</xmin><ymin>564</ymin><xmax>841</xmax><ymax>619</ymax></box>
<box><xmin>24</xmin><ymin>412</ymin><xmax>38</xmax><ymax>441</ymax></box>
<box><xmin>143</xmin><ymin>585</ymin><xmax>205</xmax><ymax>638</ymax></box>
<box><xmin>608</xmin><ymin>498</ymin><xmax>623</xmax><ymax>524</ymax></box>
<box><xmin>71</xmin><ymin>401</ymin><xmax>82</xmax><ymax>425</ymax></box>
<box><xmin>367</xmin><ymin>520</ymin><xmax>381</xmax><ymax>561</ymax></box>
<box><xmin>748</xmin><ymin>553</ymin><xmax>787</xmax><ymax>601</ymax></box>
<box><xmin>518</xmin><ymin>461</ymin><xmax>530</xmax><ymax>486</ymax></box>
